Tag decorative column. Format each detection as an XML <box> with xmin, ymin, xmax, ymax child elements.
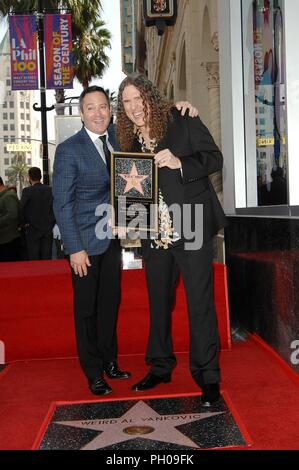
<box><xmin>206</xmin><ymin>60</ymin><xmax>222</xmax><ymax>196</ymax></box>
<box><xmin>206</xmin><ymin>31</ymin><xmax>225</xmax><ymax>263</ymax></box>
<box><xmin>206</xmin><ymin>61</ymin><xmax>221</xmax><ymax>148</ymax></box>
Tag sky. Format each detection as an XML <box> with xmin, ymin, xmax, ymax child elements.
<box><xmin>0</xmin><ymin>0</ymin><xmax>126</xmax><ymax>139</ymax></box>
<box><xmin>93</xmin><ymin>0</ymin><xmax>126</xmax><ymax>92</ymax></box>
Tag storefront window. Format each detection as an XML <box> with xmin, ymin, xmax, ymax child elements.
<box><xmin>242</xmin><ymin>0</ymin><xmax>287</xmax><ymax>206</ymax></box>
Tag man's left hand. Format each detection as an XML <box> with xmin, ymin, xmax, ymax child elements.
<box><xmin>155</xmin><ymin>149</ymin><xmax>182</xmax><ymax>169</ymax></box>
<box><xmin>175</xmin><ymin>101</ymin><xmax>199</xmax><ymax>117</ymax></box>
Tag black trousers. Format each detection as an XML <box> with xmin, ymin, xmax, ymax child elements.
<box><xmin>25</xmin><ymin>228</ymin><xmax>53</xmax><ymax>260</ymax></box>
<box><xmin>71</xmin><ymin>240</ymin><xmax>121</xmax><ymax>381</ymax></box>
<box><xmin>143</xmin><ymin>240</ymin><xmax>220</xmax><ymax>387</ymax></box>
<box><xmin>0</xmin><ymin>237</ymin><xmax>21</xmax><ymax>262</ymax></box>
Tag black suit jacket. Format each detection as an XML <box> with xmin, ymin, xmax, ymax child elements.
<box><xmin>132</xmin><ymin>108</ymin><xmax>227</xmax><ymax>248</ymax></box>
<box><xmin>20</xmin><ymin>183</ymin><xmax>55</xmax><ymax>234</ymax></box>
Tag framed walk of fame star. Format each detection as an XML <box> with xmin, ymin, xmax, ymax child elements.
<box><xmin>111</xmin><ymin>152</ymin><xmax>159</xmax><ymax>232</ymax></box>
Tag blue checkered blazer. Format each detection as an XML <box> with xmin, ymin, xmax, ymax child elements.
<box><xmin>52</xmin><ymin>124</ymin><xmax>118</xmax><ymax>256</ymax></box>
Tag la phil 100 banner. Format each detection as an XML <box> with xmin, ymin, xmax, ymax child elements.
<box><xmin>9</xmin><ymin>15</ymin><xmax>39</xmax><ymax>90</ymax></box>
<box><xmin>44</xmin><ymin>14</ymin><xmax>73</xmax><ymax>89</ymax></box>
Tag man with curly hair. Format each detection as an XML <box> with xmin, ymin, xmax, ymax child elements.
<box><xmin>116</xmin><ymin>73</ymin><xmax>227</xmax><ymax>407</ymax></box>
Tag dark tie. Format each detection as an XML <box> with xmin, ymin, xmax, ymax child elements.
<box><xmin>99</xmin><ymin>135</ymin><xmax>111</xmax><ymax>173</ymax></box>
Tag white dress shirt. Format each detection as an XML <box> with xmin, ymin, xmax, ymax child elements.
<box><xmin>84</xmin><ymin>127</ymin><xmax>113</xmax><ymax>165</ymax></box>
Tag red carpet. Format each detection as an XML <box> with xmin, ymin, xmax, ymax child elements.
<box><xmin>2</xmin><ymin>261</ymin><xmax>298</xmax><ymax>451</ymax></box>
<box><xmin>0</xmin><ymin>260</ymin><xmax>230</xmax><ymax>362</ymax></box>
<box><xmin>1</xmin><ymin>336</ymin><xmax>299</xmax><ymax>450</ymax></box>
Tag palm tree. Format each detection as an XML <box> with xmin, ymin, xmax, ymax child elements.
<box><xmin>0</xmin><ymin>1</ymin><xmax>103</xmax><ymax>18</ymax></box>
<box><xmin>73</xmin><ymin>18</ymin><xmax>111</xmax><ymax>89</ymax></box>
<box><xmin>55</xmin><ymin>1</ymin><xmax>111</xmax><ymax>103</ymax></box>
<box><xmin>105</xmin><ymin>88</ymin><xmax>117</xmax><ymax>121</ymax></box>
<box><xmin>106</xmin><ymin>89</ymin><xmax>117</xmax><ymax>106</ymax></box>
<box><xmin>0</xmin><ymin>0</ymin><xmax>111</xmax><ymax>106</ymax></box>
<box><xmin>7</xmin><ymin>153</ymin><xmax>29</xmax><ymax>196</ymax></box>
<box><xmin>0</xmin><ymin>1</ymin><xmax>35</xmax><ymax>16</ymax></box>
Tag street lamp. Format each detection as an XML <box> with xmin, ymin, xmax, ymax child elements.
<box><xmin>32</xmin><ymin>0</ymin><xmax>54</xmax><ymax>186</ymax></box>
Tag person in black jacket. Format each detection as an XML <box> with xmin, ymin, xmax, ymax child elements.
<box><xmin>20</xmin><ymin>167</ymin><xmax>55</xmax><ymax>260</ymax></box>
<box><xmin>0</xmin><ymin>176</ymin><xmax>21</xmax><ymax>261</ymax></box>
<box><xmin>116</xmin><ymin>73</ymin><xmax>227</xmax><ymax>406</ymax></box>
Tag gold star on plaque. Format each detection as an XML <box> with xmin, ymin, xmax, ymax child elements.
<box><xmin>119</xmin><ymin>163</ymin><xmax>148</xmax><ymax>195</ymax></box>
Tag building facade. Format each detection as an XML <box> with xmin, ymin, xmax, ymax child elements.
<box><xmin>121</xmin><ymin>1</ymin><xmax>221</xmax><ymax>151</ymax></box>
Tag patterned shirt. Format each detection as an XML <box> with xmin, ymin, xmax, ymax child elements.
<box><xmin>136</xmin><ymin>130</ymin><xmax>180</xmax><ymax>249</ymax></box>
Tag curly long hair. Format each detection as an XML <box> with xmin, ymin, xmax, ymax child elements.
<box><xmin>116</xmin><ymin>73</ymin><xmax>173</xmax><ymax>151</ymax></box>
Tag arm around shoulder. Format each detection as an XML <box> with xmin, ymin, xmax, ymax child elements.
<box><xmin>181</xmin><ymin>115</ymin><xmax>223</xmax><ymax>183</ymax></box>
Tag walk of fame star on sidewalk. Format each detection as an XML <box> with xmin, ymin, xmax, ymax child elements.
<box><xmin>35</xmin><ymin>394</ymin><xmax>251</xmax><ymax>450</ymax></box>
<box><xmin>55</xmin><ymin>400</ymin><xmax>223</xmax><ymax>450</ymax></box>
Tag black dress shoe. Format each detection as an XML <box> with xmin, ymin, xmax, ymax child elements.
<box><xmin>132</xmin><ymin>373</ymin><xmax>171</xmax><ymax>391</ymax></box>
<box><xmin>200</xmin><ymin>383</ymin><xmax>220</xmax><ymax>407</ymax></box>
<box><xmin>103</xmin><ymin>361</ymin><xmax>131</xmax><ymax>379</ymax></box>
<box><xmin>89</xmin><ymin>376</ymin><xmax>112</xmax><ymax>395</ymax></box>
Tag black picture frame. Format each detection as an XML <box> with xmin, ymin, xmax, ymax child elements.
<box><xmin>111</xmin><ymin>151</ymin><xmax>159</xmax><ymax>232</ymax></box>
